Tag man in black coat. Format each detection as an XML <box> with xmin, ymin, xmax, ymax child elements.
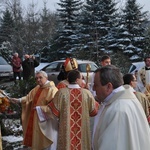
<box><xmin>22</xmin><ymin>54</ymin><xmax>39</xmax><ymax>80</ymax></box>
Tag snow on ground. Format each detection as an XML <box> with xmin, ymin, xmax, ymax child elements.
<box><xmin>2</xmin><ymin>135</ymin><xmax>23</xmax><ymax>143</ymax></box>
<box><xmin>2</xmin><ymin>119</ymin><xmax>24</xmax><ymax>149</ymax></box>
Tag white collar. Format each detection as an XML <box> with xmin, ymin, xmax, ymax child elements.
<box><xmin>130</xmin><ymin>86</ymin><xmax>136</xmax><ymax>92</ymax></box>
<box><xmin>68</xmin><ymin>84</ymin><xmax>80</xmax><ymax>88</ymax></box>
<box><xmin>44</xmin><ymin>80</ymin><xmax>49</xmax><ymax>85</ymax></box>
<box><xmin>104</xmin><ymin>86</ymin><xmax>125</xmax><ymax>103</ymax></box>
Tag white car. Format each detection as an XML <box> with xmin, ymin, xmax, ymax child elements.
<box><xmin>35</xmin><ymin>62</ymin><xmax>50</xmax><ymax>72</ymax></box>
<box><xmin>0</xmin><ymin>56</ymin><xmax>13</xmax><ymax>80</ymax></box>
<box><xmin>40</xmin><ymin>60</ymin><xmax>98</xmax><ymax>85</ymax></box>
<box><xmin>128</xmin><ymin>61</ymin><xmax>145</xmax><ymax>74</ymax></box>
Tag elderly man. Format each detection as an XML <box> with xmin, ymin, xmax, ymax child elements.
<box><xmin>10</xmin><ymin>71</ymin><xmax>58</xmax><ymax>150</ymax></box>
<box><xmin>11</xmin><ymin>52</ymin><xmax>22</xmax><ymax>83</ymax></box>
<box><xmin>92</xmin><ymin>65</ymin><xmax>150</xmax><ymax>150</ymax></box>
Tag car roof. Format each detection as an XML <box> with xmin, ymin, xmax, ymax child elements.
<box><xmin>132</xmin><ymin>61</ymin><xmax>145</xmax><ymax>66</ymax></box>
<box><xmin>35</xmin><ymin>62</ymin><xmax>50</xmax><ymax>71</ymax></box>
<box><xmin>49</xmin><ymin>59</ymin><xmax>96</xmax><ymax>64</ymax></box>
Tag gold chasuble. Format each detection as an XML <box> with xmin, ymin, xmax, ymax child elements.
<box><xmin>21</xmin><ymin>81</ymin><xmax>58</xmax><ymax>150</ymax></box>
<box><xmin>49</xmin><ymin>87</ymin><xmax>99</xmax><ymax>150</ymax></box>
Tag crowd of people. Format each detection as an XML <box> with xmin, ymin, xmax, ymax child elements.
<box><xmin>1</xmin><ymin>55</ymin><xmax>150</xmax><ymax>150</ymax></box>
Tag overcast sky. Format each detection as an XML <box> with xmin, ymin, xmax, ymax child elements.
<box><xmin>21</xmin><ymin>0</ymin><xmax>150</xmax><ymax>12</ymax></box>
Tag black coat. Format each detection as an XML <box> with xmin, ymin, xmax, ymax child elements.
<box><xmin>22</xmin><ymin>58</ymin><xmax>39</xmax><ymax>80</ymax></box>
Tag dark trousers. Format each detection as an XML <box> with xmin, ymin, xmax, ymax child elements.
<box><xmin>13</xmin><ymin>72</ymin><xmax>21</xmax><ymax>81</ymax></box>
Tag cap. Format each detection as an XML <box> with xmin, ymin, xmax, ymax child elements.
<box><xmin>64</xmin><ymin>58</ymin><xmax>78</xmax><ymax>72</ymax></box>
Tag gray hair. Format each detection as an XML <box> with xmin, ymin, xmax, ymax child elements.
<box><xmin>14</xmin><ymin>52</ymin><xmax>18</xmax><ymax>56</ymax></box>
<box><xmin>35</xmin><ymin>71</ymin><xmax>48</xmax><ymax>78</ymax></box>
<box><xmin>95</xmin><ymin>65</ymin><xmax>123</xmax><ymax>89</ymax></box>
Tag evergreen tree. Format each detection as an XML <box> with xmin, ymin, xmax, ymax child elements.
<box><xmin>0</xmin><ymin>9</ymin><xmax>14</xmax><ymax>43</ymax></box>
<box><xmin>39</xmin><ymin>3</ymin><xmax>58</xmax><ymax>62</ymax></box>
<box><xmin>0</xmin><ymin>9</ymin><xmax>14</xmax><ymax>60</ymax></box>
<box><xmin>50</xmin><ymin>0</ymin><xmax>83</xmax><ymax>60</ymax></box>
<box><xmin>114</xmin><ymin>0</ymin><xmax>148</xmax><ymax>62</ymax></box>
<box><xmin>76</xmin><ymin>0</ymin><xmax>118</xmax><ymax>63</ymax></box>
<box><xmin>22</xmin><ymin>2</ymin><xmax>41</xmax><ymax>55</ymax></box>
<box><xmin>142</xmin><ymin>21</ymin><xmax>150</xmax><ymax>56</ymax></box>
<box><xmin>7</xmin><ymin>0</ymin><xmax>25</xmax><ymax>56</ymax></box>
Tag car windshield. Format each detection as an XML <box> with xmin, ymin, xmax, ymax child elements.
<box><xmin>0</xmin><ymin>57</ymin><xmax>9</xmax><ymax>65</ymax></box>
<box><xmin>128</xmin><ymin>65</ymin><xmax>136</xmax><ymax>73</ymax></box>
<box><xmin>44</xmin><ymin>62</ymin><xmax>63</xmax><ymax>72</ymax></box>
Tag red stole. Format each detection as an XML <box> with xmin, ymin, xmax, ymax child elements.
<box><xmin>23</xmin><ymin>88</ymin><xmax>43</xmax><ymax>147</ymax></box>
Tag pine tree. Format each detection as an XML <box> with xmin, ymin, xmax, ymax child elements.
<box><xmin>39</xmin><ymin>3</ymin><xmax>58</xmax><ymax>62</ymax></box>
<box><xmin>144</xmin><ymin>23</ymin><xmax>150</xmax><ymax>56</ymax></box>
<box><xmin>116</xmin><ymin>0</ymin><xmax>148</xmax><ymax>62</ymax></box>
<box><xmin>76</xmin><ymin>0</ymin><xmax>118</xmax><ymax>63</ymax></box>
<box><xmin>0</xmin><ymin>9</ymin><xmax>14</xmax><ymax>43</ymax></box>
<box><xmin>7</xmin><ymin>0</ymin><xmax>25</xmax><ymax>56</ymax></box>
<box><xmin>20</xmin><ymin>2</ymin><xmax>42</xmax><ymax>55</ymax></box>
<box><xmin>50</xmin><ymin>0</ymin><xmax>83</xmax><ymax>60</ymax></box>
<box><xmin>0</xmin><ymin>9</ymin><xmax>14</xmax><ymax>60</ymax></box>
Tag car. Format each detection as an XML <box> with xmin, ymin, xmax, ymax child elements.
<box><xmin>128</xmin><ymin>61</ymin><xmax>145</xmax><ymax>74</ymax></box>
<box><xmin>35</xmin><ymin>62</ymin><xmax>50</xmax><ymax>72</ymax></box>
<box><xmin>0</xmin><ymin>56</ymin><xmax>13</xmax><ymax>80</ymax></box>
<box><xmin>40</xmin><ymin>60</ymin><xmax>98</xmax><ymax>86</ymax></box>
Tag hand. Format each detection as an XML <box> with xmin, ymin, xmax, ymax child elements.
<box><xmin>9</xmin><ymin>98</ymin><xmax>19</xmax><ymax>103</ymax></box>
